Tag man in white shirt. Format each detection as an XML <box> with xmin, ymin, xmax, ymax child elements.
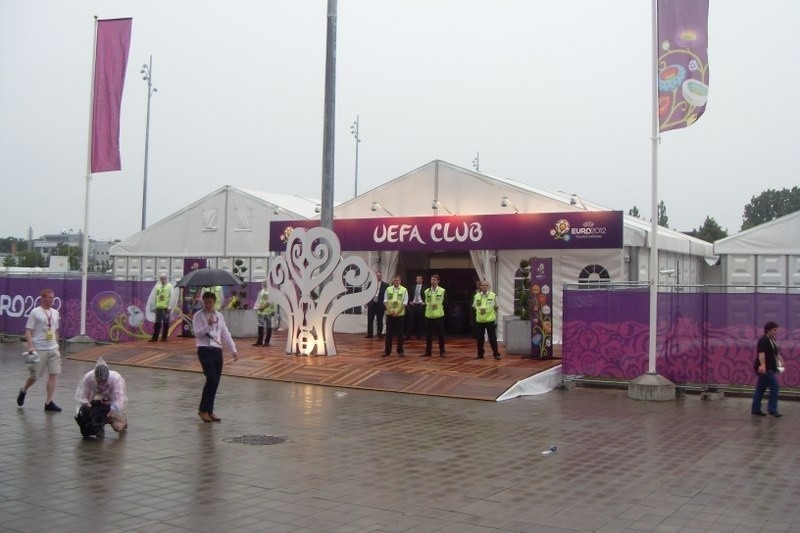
<box><xmin>17</xmin><ymin>288</ymin><xmax>63</xmax><ymax>412</ymax></box>
<box><xmin>405</xmin><ymin>275</ymin><xmax>426</xmax><ymax>340</ymax></box>
<box><xmin>193</xmin><ymin>291</ymin><xmax>238</xmax><ymax>422</ymax></box>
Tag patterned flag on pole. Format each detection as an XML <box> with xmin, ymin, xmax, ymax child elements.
<box><xmin>91</xmin><ymin>18</ymin><xmax>132</xmax><ymax>173</ymax></box>
<box><xmin>657</xmin><ymin>0</ymin><xmax>709</xmax><ymax>132</ymax></box>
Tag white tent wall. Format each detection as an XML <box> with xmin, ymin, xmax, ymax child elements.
<box><xmin>714</xmin><ymin>211</ymin><xmax>800</xmax><ymax>288</ymax></box>
<box><xmin>496</xmin><ymin>248</ymin><xmax>623</xmax><ymax>344</ymax></box>
<box><xmin>110</xmin><ymin>186</ymin><xmax>315</xmax><ymax>281</ymax></box>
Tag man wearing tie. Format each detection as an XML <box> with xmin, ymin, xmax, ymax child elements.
<box><xmin>405</xmin><ymin>275</ymin><xmax>426</xmax><ymax>340</ymax></box>
<box><xmin>364</xmin><ymin>271</ymin><xmax>388</xmax><ymax>338</ymax></box>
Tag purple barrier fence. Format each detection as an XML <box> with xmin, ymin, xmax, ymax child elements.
<box><xmin>563</xmin><ymin>287</ymin><xmax>800</xmax><ymax>387</ymax></box>
<box><xmin>0</xmin><ymin>277</ymin><xmax>262</xmax><ymax>343</ymax></box>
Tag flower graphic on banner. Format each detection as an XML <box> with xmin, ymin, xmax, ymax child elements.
<box><xmin>279</xmin><ymin>226</ymin><xmax>294</xmax><ymax>246</ymax></box>
<box><xmin>657</xmin><ymin>0</ymin><xmax>709</xmax><ymax>132</ymax></box>
<box><xmin>550</xmin><ymin>219</ymin><xmax>571</xmax><ymax>242</ymax></box>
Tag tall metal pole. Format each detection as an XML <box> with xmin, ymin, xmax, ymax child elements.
<box><xmin>140</xmin><ymin>55</ymin><xmax>156</xmax><ymax>231</ymax></box>
<box><xmin>648</xmin><ymin>0</ymin><xmax>660</xmax><ymax>374</ymax></box>
<box><xmin>350</xmin><ymin>115</ymin><xmax>360</xmax><ymax>198</ymax></box>
<box><xmin>320</xmin><ymin>0</ymin><xmax>337</xmax><ymax>229</ymax></box>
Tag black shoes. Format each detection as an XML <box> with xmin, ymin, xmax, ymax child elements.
<box><xmin>474</xmin><ymin>356</ymin><xmax>484</xmax><ymax>359</ymax></box>
<box><xmin>493</xmin><ymin>354</ymin><xmax>501</xmax><ymax>360</ymax></box>
<box><xmin>420</xmin><ymin>354</ymin><xmax>432</xmax><ymax>357</ymax></box>
<box><xmin>148</xmin><ymin>338</ymin><xmax>158</xmax><ymax>342</ymax></box>
<box><xmin>364</xmin><ymin>335</ymin><xmax>373</xmax><ymax>338</ymax></box>
<box><xmin>44</xmin><ymin>401</ymin><xmax>62</xmax><ymax>412</ymax></box>
<box><xmin>16</xmin><ymin>389</ymin><xmax>25</xmax><ymax>406</ymax></box>
<box><xmin>382</xmin><ymin>353</ymin><xmax>390</xmax><ymax>357</ymax></box>
<box><xmin>751</xmin><ymin>411</ymin><xmax>767</xmax><ymax>416</ymax></box>
<box><xmin>770</xmin><ymin>412</ymin><xmax>783</xmax><ymax>418</ymax></box>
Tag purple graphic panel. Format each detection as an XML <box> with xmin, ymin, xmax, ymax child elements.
<box><xmin>529</xmin><ymin>257</ymin><xmax>553</xmax><ymax>359</ymax></box>
<box><xmin>0</xmin><ymin>278</ymin><xmax>268</xmax><ymax>344</ymax></box>
<box><xmin>563</xmin><ymin>289</ymin><xmax>800</xmax><ymax>387</ymax></box>
<box><xmin>270</xmin><ymin>211</ymin><xmax>623</xmax><ymax>252</ymax></box>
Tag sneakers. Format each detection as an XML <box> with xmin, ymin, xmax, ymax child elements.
<box><xmin>16</xmin><ymin>389</ymin><xmax>26</xmax><ymax>406</ymax></box>
<box><xmin>44</xmin><ymin>401</ymin><xmax>62</xmax><ymax>412</ymax></box>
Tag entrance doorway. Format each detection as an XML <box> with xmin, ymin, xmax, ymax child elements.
<box><xmin>398</xmin><ymin>252</ymin><xmax>477</xmax><ymax>337</ymax></box>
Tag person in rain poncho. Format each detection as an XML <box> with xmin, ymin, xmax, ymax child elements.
<box><xmin>74</xmin><ymin>357</ymin><xmax>128</xmax><ymax>437</ymax></box>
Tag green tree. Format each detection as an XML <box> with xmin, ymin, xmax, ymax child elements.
<box><xmin>741</xmin><ymin>187</ymin><xmax>800</xmax><ymax>230</ymax></box>
<box><xmin>628</xmin><ymin>206</ymin><xmax>641</xmax><ymax>218</ymax></box>
<box><xmin>17</xmin><ymin>251</ymin><xmax>45</xmax><ymax>268</ymax></box>
<box><xmin>658</xmin><ymin>200</ymin><xmax>669</xmax><ymax>228</ymax></box>
<box><xmin>691</xmin><ymin>216</ymin><xmax>728</xmax><ymax>242</ymax></box>
<box><xmin>0</xmin><ymin>237</ymin><xmax>29</xmax><ymax>254</ymax></box>
<box><xmin>3</xmin><ymin>255</ymin><xmax>16</xmax><ymax>267</ymax></box>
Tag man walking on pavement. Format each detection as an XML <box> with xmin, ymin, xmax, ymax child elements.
<box><xmin>17</xmin><ymin>288</ymin><xmax>63</xmax><ymax>412</ymax></box>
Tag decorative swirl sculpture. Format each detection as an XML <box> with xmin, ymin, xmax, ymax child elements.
<box><xmin>268</xmin><ymin>227</ymin><xmax>376</xmax><ymax>356</ymax></box>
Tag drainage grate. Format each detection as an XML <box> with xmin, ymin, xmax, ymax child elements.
<box><xmin>223</xmin><ymin>434</ymin><xmax>287</xmax><ymax>446</ymax></box>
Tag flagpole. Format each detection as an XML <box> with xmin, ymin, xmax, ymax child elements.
<box><xmin>69</xmin><ymin>16</ymin><xmax>99</xmax><ymax>351</ymax></box>
<box><xmin>648</xmin><ymin>0</ymin><xmax>659</xmax><ymax>375</ymax></box>
<box><xmin>627</xmin><ymin>0</ymin><xmax>675</xmax><ymax>400</ymax></box>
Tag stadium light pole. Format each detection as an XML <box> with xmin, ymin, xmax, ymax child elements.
<box><xmin>140</xmin><ymin>55</ymin><xmax>157</xmax><ymax>231</ymax></box>
<box><xmin>350</xmin><ymin>115</ymin><xmax>361</xmax><ymax>197</ymax></box>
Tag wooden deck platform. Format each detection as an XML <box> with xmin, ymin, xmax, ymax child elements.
<box><xmin>67</xmin><ymin>332</ymin><xmax>561</xmax><ymax>401</ymax></box>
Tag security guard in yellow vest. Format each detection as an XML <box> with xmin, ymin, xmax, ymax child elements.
<box><xmin>383</xmin><ymin>275</ymin><xmax>407</xmax><ymax>357</ymax></box>
<box><xmin>150</xmin><ymin>274</ymin><xmax>173</xmax><ymax>342</ymax></box>
<box><xmin>422</xmin><ymin>274</ymin><xmax>447</xmax><ymax>357</ymax></box>
<box><xmin>473</xmin><ymin>280</ymin><xmax>501</xmax><ymax>360</ymax></box>
<box><xmin>200</xmin><ymin>286</ymin><xmax>223</xmax><ymax>311</ymax></box>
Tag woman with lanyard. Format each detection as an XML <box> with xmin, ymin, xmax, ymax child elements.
<box><xmin>192</xmin><ymin>291</ymin><xmax>238</xmax><ymax>422</ymax></box>
<box><xmin>751</xmin><ymin>321</ymin><xmax>785</xmax><ymax>417</ymax></box>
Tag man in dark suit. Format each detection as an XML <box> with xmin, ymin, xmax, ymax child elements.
<box><xmin>365</xmin><ymin>271</ymin><xmax>389</xmax><ymax>338</ymax></box>
<box><xmin>405</xmin><ymin>275</ymin><xmax>426</xmax><ymax>340</ymax></box>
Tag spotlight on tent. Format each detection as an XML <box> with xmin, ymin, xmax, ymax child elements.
<box><xmin>431</xmin><ymin>199</ymin><xmax>454</xmax><ymax>215</ymax></box>
<box><xmin>500</xmin><ymin>196</ymin><xmax>519</xmax><ymax>214</ymax></box>
<box><xmin>370</xmin><ymin>201</ymin><xmax>393</xmax><ymax>216</ymax></box>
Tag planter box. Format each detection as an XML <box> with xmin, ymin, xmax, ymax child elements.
<box><xmin>221</xmin><ymin>309</ymin><xmax>258</xmax><ymax>338</ymax></box>
<box><xmin>503</xmin><ymin>315</ymin><xmax>531</xmax><ymax>356</ymax></box>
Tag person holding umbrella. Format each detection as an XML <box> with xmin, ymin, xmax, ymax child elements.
<box><xmin>192</xmin><ymin>291</ymin><xmax>238</xmax><ymax>422</ymax></box>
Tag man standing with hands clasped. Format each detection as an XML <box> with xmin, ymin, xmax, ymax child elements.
<box><xmin>421</xmin><ymin>274</ymin><xmax>446</xmax><ymax>357</ymax></box>
<box><xmin>18</xmin><ymin>288</ymin><xmax>63</xmax><ymax>412</ymax></box>
<box><xmin>364</xmin><ymin>270</ymin><xmax>388</xmax><ymax>338</ymax></box>
<box><xmin>752</xmin><ymin>321</ymin><xmax>784</xmax><ymax>418</ymax></box>
<box><xmin>150</xmin><ymin>273</ymin><xmax>174</xmax><ymax>342</ymax></box>
<box><xmin>383</xmin><ymin>275</ymin><xmax>408</xmax><ymax>357</ymax></box>
<box><xmin>193</xmin><ymin>291</ymin><xmax>238</xmax><ymax>422</ymax></box>
<box><xmin>473</xmin><ymin>280</ymin><xmax>501</xmax><ymax>360</ymax></box>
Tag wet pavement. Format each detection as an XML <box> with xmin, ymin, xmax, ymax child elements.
<box><xmin>1</xmin><ymin>340</ymin><xmax>799</xmax><ymax>532</ymax></box>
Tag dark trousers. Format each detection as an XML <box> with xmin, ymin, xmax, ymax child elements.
<box><xmin>425</xmin><ymin>317</ymin><xmax>446</xmax><ymax>356</ymax></box>
<box><xmin>197</xmin><ymin>346</ymin><xmax>223</xmax><ymax>414</ymax></box>
<box><xmin>385</xmin><ymin>315</ymin><xmax>405</xmax><ymax>355</ymax></box>
<box><xmin>366</xmin><ymin>303</ymin><xmax>385</xmax><ymax>337</ymax></box>
<box><xmin>405</xmin><ymin>304</ymin><xmax>424</xmax><ymax>338</ymax></box>
<box><xmin>475</xmin><ymin>321</ymin><xmax>499</xmax><ymax>358</ymax></box>
<box><xmin>152</xmin><ymin>308</ymin><xmax>170</xmax><ymax>340</ymax></box>
<box><xmin>752</xmin><ymin>371</ymin><xmax>780</xmax><ymax>414</ymax></box>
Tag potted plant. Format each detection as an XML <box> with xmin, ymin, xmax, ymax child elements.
<box><xmin>503</xmin><ymin>259</ymin><xmax>532</xmax><ymax>355</ymax></box>
<box><xmin>222</xmin><ymin>259</ymin><xmax>257</xmax><ymax>337</ymax></box>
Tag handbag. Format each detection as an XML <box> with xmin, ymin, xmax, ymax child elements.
<box><xmin>23</xmin><ymin>350</ymin><xmax>40</xmax><ymax>365</ymax></box>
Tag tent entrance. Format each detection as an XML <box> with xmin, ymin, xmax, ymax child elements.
<box><xmin>398</xmin><ymin>251</ymin><xmax>477</xmax><ymax>337</ymax></box>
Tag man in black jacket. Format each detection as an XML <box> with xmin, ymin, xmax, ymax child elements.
<box><xmin>365</xmin><ymin>271</ymin><xmax>389</xmax><ymax>338</ymax></box>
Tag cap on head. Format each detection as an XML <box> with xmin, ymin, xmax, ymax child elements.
<box><xmin>94</xmin><ymin>357</ymin><xmax>110</xmax><ymax>382</ymax></box>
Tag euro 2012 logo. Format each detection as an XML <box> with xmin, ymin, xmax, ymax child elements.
<box><xmin>279</xmin><ymin>226</ymin><xmax>294</xmax><ymax>245</ymax></box>
<box><xmin>550</xmin><ymin>219</ymin><xmax>571</xmax><ymax>241</ymax></box>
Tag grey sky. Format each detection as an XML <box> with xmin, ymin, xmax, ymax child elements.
<box><xmin>1</xmin><ymin>1</ymin><xmax>798</xmax><ymax>242</ymax></box>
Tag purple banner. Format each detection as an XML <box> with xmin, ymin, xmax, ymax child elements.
<box><xmin>0</xmin><ymin>277</ymin><xmax>262</xmax><ymax>344</ymax></box>
<box><xmin>658</xmin><ymin>0</ymin><xmax>710</xmax><ymax>132</ymax></box>
<box><xmin>529</xmin><ymin>257</ymin><xmax>553</xmax><ymax>359</ymax></box>
<box><xmin>563</xmin><ymin>289</ymin><xmax>800</xmax><ymax>387</ymax></box>
<box><xmin>270</xmin><ymin>211</ymin><xmax>623</xmax><ymax>252</ymax></box>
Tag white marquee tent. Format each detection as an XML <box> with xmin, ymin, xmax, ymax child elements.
<box><xmin>110</xmin><ymin>185</ymin><xmax>319</xmax><ymax>281</ymax></box>
<box><xmin>331</xmin><ymin>160</ymin><xmax>716</xmax><ymax>343</ymax></box>
<box><xmin>714</xmin><ymin>210</ymin><xmax>800</xmax><ymax>287</ymax></box>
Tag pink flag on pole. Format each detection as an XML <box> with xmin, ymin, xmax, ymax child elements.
<box><xmin>91</xmin><ymin>18</ymin><xmax>132</xmax><ymax>173</ymax></box>
<box><xmin>657</xmin><ymin>0</ymin><xmax>709</xmax><ymax>132</ymax></box>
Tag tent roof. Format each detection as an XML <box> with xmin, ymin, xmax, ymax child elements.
<box><xmin>110</xmin><ymin>185</ymin><xmax>319</xmax><ymax>257</ymax></box>
<box><xmin>714</xmin><ymin>210</ymin><xmax>800</xmax><ymax>255</ymax></box>
<box><xmin>334</xmin><ymin>160</ymin><xmax>714</xmax><ymax>257</ymax></box>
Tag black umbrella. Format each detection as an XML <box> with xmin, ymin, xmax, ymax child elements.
<box><xmin>175</xmin><ymin>268</ymin><xmax>242</xmax><ymax>288</ymax></box>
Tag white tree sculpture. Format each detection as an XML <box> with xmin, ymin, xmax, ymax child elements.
<box><xmin>268</xmin><ymin>226</ymin><xmax>376</xmax><ymax>355</ymax></box>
